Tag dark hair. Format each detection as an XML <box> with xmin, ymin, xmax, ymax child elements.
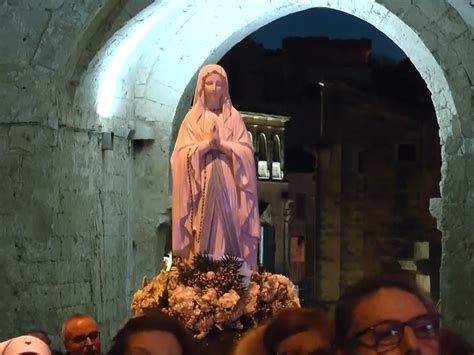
<box><xmin>262</xmin><ymin>308</ymin><xmax>333</xmax><ymax>355</ymax></box>
<box><xmin>107</xmin><ymin>311</ymin><xmax>195</xmax><ymax>355</ymax></box>
<box><xmin>439</xmin><ymin>328</ymin><xmax>474</xmax><ymax>355</ymax></box>
<box><xmin>334</xmin><ymin>273</ymin><xmax>436</xmax><ymax>348</ymax></box>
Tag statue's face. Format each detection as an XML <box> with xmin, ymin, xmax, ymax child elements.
<box><xmin>203</xmin><ymin>72</ymin><xmax>224</xmax><ymax>106</ymax></box>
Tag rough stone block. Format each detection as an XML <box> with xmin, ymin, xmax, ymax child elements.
<box><xmin>0</xmin><ymin>84</ymin><xmax>17</xmax><ymax>123</ymax></box>
<box><xmin>452</xmin><ymin>33</ymin><xmax>474</xmax><ymax>87</ymax></box>
<box><xmin>399</xmin><ymin>3</ymin><xmax>432</xmax><ymax>30</ymax></box>
<box><xmin>380</xmin><ymin>0</ymin><xmax>413</xmax><ymax>17</ymax></box>
<box><xmin>460</xmin><ymin>119</ymin><xmax>474</xmax><ymax>139</ymax></box>
<box><xmin>440</xmin><ymin>203</ymin><xmax>465</xmax><ymax>230</ymax></box>
<box><xmin>134</xmin><ymin>83</ymin><xmax>146</xmax><ymax>99</ymax></box>
<box><xmin>59</xmin><ymin>282</ymin><xmax>76</xmax><ymax>305</ymax></box>
<box><xmin>0</xmin><ymin>6</ymin><xmax>50</xmax><ymax>64</ymax></box>
<box><xmin>437</xmin><ymin>7</ymin><xmax>470</xmax><ymax>42</ymax></box>
<box><xmin>74</xmin><ymin>280</ymin><xmax>93</xmax><ymax>303</ymax></box>
<box><xmin>8</xmin><ymin>126</ymin><xmax>36</xmax><ymax>153</ymax></box>
<box><xmin>133</xmin><ymin>118</ymin><xmax>155</xmax><ymax>139</ymax></box>
<box><xmin>465</xmin><ymin>154</ymin><xmax>474</xmax><ymax>177</ymax></box>
<box><xmin>442</xmin><ymin>154</ymin><xmax>465</xmax><ymax>178</ymax></box>
<box><xmin>441</xmin><ymin>177</ymin><xmax>466</xmax><ymax>202</ymax></box>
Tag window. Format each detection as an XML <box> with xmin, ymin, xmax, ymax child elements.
<box><xmin>271</xmin><ymin>135</ymin><xmax>283</xmax><ymax>180</ymax></box>
<box><xmin>257</xmin><ymin>133</ymin><xmax>269</xmax><ymax>179</ymax></box>
<box><xmin>272</xmin><ymin>135</ymin><xmax>281</xmax><ymax>162</ymax></box>
<box><xmin>258</xmin><ymin>133</ymin><xmax>267</xmax><ymax>161</ymax></box>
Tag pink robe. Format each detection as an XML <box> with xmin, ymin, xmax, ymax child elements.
<box><xmin>171</xmin><ymin>65</ymin><xmax>260</xmax><ymax>268</ymax></box>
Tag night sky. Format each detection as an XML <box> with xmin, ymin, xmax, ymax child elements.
<box><xmin>250</xmin><ymin>8</ymin><xmax>407</xmax><ymax>62</ymax></box>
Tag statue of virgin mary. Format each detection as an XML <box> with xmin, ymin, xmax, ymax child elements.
<box><xmin>171</xmin><ymin>64</ymin><xmax>260</xmax><ymax>269</ymax></box>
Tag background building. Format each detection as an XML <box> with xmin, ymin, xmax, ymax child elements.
<box><xmin>222</xmin><ymin>36</ymin><xmax>441</xmax><ymax>309</ymax></box>
<box><xmin>241</xmin><ymin>112</ymin><xmax>290</xmax><ymax>274</ymax></box>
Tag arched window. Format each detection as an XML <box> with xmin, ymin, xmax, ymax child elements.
<box><xmin>257</xmin><ymin>133</ymin><xmax>269</xmax><ymax>179</ymax></box>
<box><xmin>271</xmin><ymin>134</ymin><xmax>283</xmax><ymax>180</ymax></box>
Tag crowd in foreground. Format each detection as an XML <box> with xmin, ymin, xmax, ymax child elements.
<box><xmin>1</xmin><ymin>274</ymin><xmax>473</xmax><ymax>355</ymax></box>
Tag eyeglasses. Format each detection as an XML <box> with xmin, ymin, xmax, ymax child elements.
<box><xmin>72</xmin><ymin>331</ymin><xmax>100</xmax><ymax>344</ymax></box>
<box><xmin>348</xmin><ymin>313</ymin><xmax>440</xmax><ymax>353</ymax></box>
<box><xmin>277</xmin><ymin>349</ymin><xmax>332</xmax><ymax>355</ymax></box>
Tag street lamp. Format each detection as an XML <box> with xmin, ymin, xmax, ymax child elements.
<box><xmin>318</xmin><ymin>81</ymin><xmax>325</xmax><ymax>137</ymax></box>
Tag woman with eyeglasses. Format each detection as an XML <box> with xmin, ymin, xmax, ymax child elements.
<box><xmin>334</xmin><ymin>274</ymin><xmax>440</xmax><ymax>355</ymax></box>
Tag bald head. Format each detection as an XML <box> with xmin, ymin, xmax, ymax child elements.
<box><xmin>63</xmin><ymin>314</ymin><xmax>100</xmax><ymax>355</ymax></box>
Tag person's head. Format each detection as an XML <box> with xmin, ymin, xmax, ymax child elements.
<box><xmin>334</xmin><ymin>274</ymin><xmax>440</xmax><ymax>355</ymax></box>
<box><xmin>263</xmin><ymin>308</ymin><xmax>333</xmax><ymax>355</ymax></box>
<box><xmin>62</xmin><ymin>314</ymin><xmax>100</xmax><ymax>355</ymax></box>
<box><xmin>439</xmin><ymin>328</ymin><xmax>474</xmax><ymax>355</ymax></box>
<box><xmin>233</xmin><ymin>324</ymin><xmax>268</xmax><ymax>355</ymax></box>
<box><xmin>107</xmin><ymin>311</ymin><xmax>194</xmax><ymax>355</ymax></box>
<box><xmin>28</xmin><ymin>331</ymin><xmax>51</xmax><ymax>347</ymax></box>
<box><xmin>0</xmin><ymin>335</ymin><xmax>51</xmax><ymax>355</ymax></box>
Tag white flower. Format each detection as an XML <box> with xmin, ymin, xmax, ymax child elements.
<box><xmin>244</xmin><ymin>282</ymin><xmax>260</xmax><ymax>314</ymax></box>
<box><xmin>217</xmin><ymin>290</ymin><xmax>240</xmax><ymax>309</ymax></box>
<box><xmin>201</xmin><ymin>288</ymin><xmax>217</xmax><ymax>303</ymax></box>
<box><xmin>273</xmin><ymin>274</ymin><xmax>291</xmax><ymax>286</ymax></box>
<box><xmin>169</xmin><ymin>285</ymin><xmax>196</xmax><ymax>317</ymax></box>
<box><xmin>131</xmin><ymin>258</ymin><xmax>303</xmax><ymax>337</ymax></box>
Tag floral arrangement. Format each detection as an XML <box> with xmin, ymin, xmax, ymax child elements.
<box><xmin>131</xmin><ymin>253</ymin><xmax>300</xmax><ymax>339</ymax></box>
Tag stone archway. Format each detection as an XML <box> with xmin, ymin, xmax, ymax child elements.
<box><xmin>0</xmin><ymin>0</ymin><xmax>472</xmax><ymax>344</ymax></box>
<box><xmin>75</xmin><ymin>0</ymin><xmax>472</xmax><ymax>336</ymax></box>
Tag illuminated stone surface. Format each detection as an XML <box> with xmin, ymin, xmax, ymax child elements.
<box><xmin>0</xmin><ymin>0</ymin><xmax>472</xmax><ymax>347</ymax></box>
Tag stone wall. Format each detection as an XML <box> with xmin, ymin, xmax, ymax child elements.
<box><xmin>0</xmin><ymin>0</ymin><xmax>164</xmax><ymax>346</ymax></box>
<box><xmin>0</xmin><ymin>125</ymin><xmax>132</xmax><ymax>346</ymax></box>
<box><xmin>339</xmin><ymin>108</ymin><xmax>442</xmax><ymax>288</ymax></box>
<box><xmin>316</xmin><ymin>145</ymin><xmax>342</xmax><ymax>309</ymax></box>
<box><xmin>286</xmin><ymin>172</ymin><xmax>317</xmax><ymax>301</ymax></box>
<box><xmin>130</xmin><ymin>122</ymin><xmax>174</xmax><ymax>283</ymax></box>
